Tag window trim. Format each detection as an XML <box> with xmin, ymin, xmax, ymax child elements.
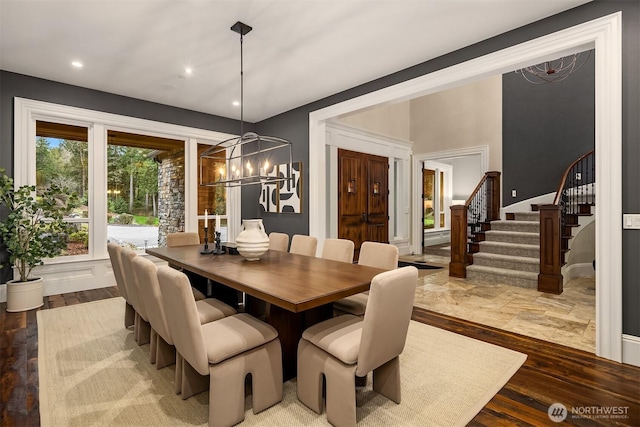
<box><xmin>14</xmin><ymin>98</ymin><xmax>238</xmax><ymax>263</ymax></box>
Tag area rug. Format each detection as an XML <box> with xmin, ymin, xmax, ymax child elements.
<box><xmin>398</xmin><ymin>260</ymin><xmax>443</xmax><ymax>270</ymax></box>
<box><xmin>38</xmin><ymin>298</ymin><xmax>526</xmax><ymax>426</ymax></box>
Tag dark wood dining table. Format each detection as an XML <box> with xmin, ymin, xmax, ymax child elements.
<box><xmin>145</xmin><ymin>246</ymin><xmax>386</xmax><ymax>380</ymax></box>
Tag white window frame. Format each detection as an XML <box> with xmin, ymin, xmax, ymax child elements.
<box><xmin>6</xmin><ymin>98</ymin><xmax>237</xmax><ymax>297</ymax></box>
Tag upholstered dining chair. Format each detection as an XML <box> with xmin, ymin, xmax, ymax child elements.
<box><xmin>320</xmin><ymin>238</ymin><xmax>355</xmax><ymax>263</ymax></box>
<box><xmin>268</xmin><ymin>232</ymin><xmax>289</xmax><ymax>252</ymax></box>
<box><xmin>131</xmin><ymin>256</ymin><xmax>237</xmax><ymax>365</ymax></box>
<box><xmin>166</xmin><ymin>231</ymin><xmax>200</xmax><ymax>247</ymax></box>
<box><xmin>107</xmin><ymin>242</ymin><xmax>135</xmax><ymax>328</ymax></box>
<box><xmin>289</xmin><ymin>234</ymin><xmax>318</xmax><ymax>257</ymax></box>
<box><xmin>332</xmin><ymin>241</ymin><xmax>399</xmax><ymax>316</ymax></box>
<box><xmin>157</xmin><ymin>266</ymin><xmax>283</xmax><ymax>427</ymax></box>
<box><xmin>118</xmin><ymin>246</ymin><xmax>151</xmax><ymax>345</ymax></box>
<box><xmin>132</xmin><ymin>256</ymin><xmax>237</xmax><ymax>397</ymax></box>
<box><xmin>297</xmin><ymin>266</ymin><xmax>418</xmax><ymax>427</ymax></box>
<box><xmin>166</xmin><ymin>231</ymin><xmax>208</xmax><ymax>300</ymax></box>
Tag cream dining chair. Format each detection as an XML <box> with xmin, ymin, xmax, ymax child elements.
<box><xmin>132</xmin><ymin>255</ymin><xmax>237</xmax><ymax>394</ymax></box>
<box><xmin>118</xmin><ymin>246</ymin><xmax>151</xmax><ymax>345</ymax></box>
<box><xmin>332</xmin><ymin>241</ymin><xmax>399</xmax><ymax>316</ymax></box>
<box><xmin>297</xmin><ymin>266</ymin><xmax>418</xmax><ymax>427</ymax></box>
<box><xmin>268</xmin><ymin>232</ymin><xmax>289</xmax><ymax>252</ymax></box>
<box><xmin>320</xmin><ymin>238</ymin><xmax>355</xmax><ymax>264</ymax></box>
<box><xmin>107</xmin><ymin>242</ymin><xmax>135</xmax><ymax>328</ymax></box>
<box><xmin>157</xmin><ymin>266</ymin><xmax>283</xmax><ymax>426</ymax></box>
<box><xmin>166</xmin><ymin>231</ymin><xmax>208</xmax><ymax>300</ymax></box>
<box><xmin>289</xmin><ymin>234</ymin><xmax>318</xmax><ymax>257</ymax></box>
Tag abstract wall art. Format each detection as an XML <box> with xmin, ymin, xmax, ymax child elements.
<box><xmin>259</xmin><ymin>162</ymin><xmax>302</xmax><ymax>214</ymax></box>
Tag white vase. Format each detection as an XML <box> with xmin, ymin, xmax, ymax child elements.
<box><xmin>235</xmin><ymin>219</ymin><xmax>270</xmax><ymax>261</ymax></box>
<box><xmin>6</xmin><ymin>277</ymin><xmax>44</xmax><ymax>312</ymax></box>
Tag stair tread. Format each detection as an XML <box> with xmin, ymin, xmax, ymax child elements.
<box><xmin>493</xmin><ymin>220</ymin><xmax>538</xmax><ymax>224</ymax></box>
<box><xmin>479</xmin><ymin>241</ymin><xmax>538</xmax><ymax>249</ymax></box>
<box><xmin>466</xmin><ymin>265</ymin><xmax>538</xmax><ymax>279</ymax></box>
<box><xmin>472</xmin><ymin>252</ymin><xmax>540</xmax><ymax>264</ymax></box>
<box><xmin>485</xmin><ymin>230</ymin><xmax>538</xmax><ymax>236</ymax></box>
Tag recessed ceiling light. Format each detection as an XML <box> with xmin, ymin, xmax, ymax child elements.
<box><xmin>71</xmin><ymin>61</ymin><xmax>83</xmax><ymax>68</ymax></box>
<box><xmin>185</xmin><ymin>67</ymin><xmax>193</xmax><ymax>76</ymax></box>
<box><xmin>232</xmin><ymin>101</ymin><xmax>240</xmax><ymax>107</ymax></box>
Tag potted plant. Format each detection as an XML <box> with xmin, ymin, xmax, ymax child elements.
<box><xmin>0</xmin><ymin>168</ymin><xmax>78</xmax><ymax>312</ymax></box>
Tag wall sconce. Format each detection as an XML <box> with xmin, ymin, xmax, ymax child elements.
<box><xmin>347</xmin><ymin>179</ymin><xmax>356</xmax><ymax>194</ymax></box>
<box><xmin>373</xmin><ymin>182</ymin><xmax>380</xmax><ymax>195</ymax></box>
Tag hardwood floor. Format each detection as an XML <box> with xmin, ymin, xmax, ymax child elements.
<box><xmin>1</xmin><ymin>288</ymin><xmax>639</xmax><ymax>426</ymax></box>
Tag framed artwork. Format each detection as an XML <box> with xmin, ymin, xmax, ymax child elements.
<box><xmin>259</xmin><ymin>161</ymin><xmax>302</xmax><ymax>214</ymax></box>
<box><xmin>259</xmin><ymin>163</ymin><xmax>279</xmax><ymax>213</ymax></box>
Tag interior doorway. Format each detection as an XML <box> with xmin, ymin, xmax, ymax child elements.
<box><xmin>422</xmin><ymin>160</ymin><xmax>453</xmax><ymax>248</ymax></box>
<box><xmin>309</xmin><ymin>15</ymin><xmax>622</xmax><ymax>362</ymax></box>
<box><xmin>338</xmin><ymin>148</ymin><xmax>389</xmax><ymax>260</ymax></box>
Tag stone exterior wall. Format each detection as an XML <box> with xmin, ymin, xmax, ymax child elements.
<box><xmin>157</xmin><ymin>149</ymin><xmax>185</xmax><ymax>246</ymax></box>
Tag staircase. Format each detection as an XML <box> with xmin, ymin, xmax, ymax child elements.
<box><xmin>466</xmin><ymin>211</ymin><xmax>540</xmax><ymax>288</ymax></box>
<box><xmin>449</xmin><ymin>151</ymin><xmax>595</xmax><ymax>294</ymax></box>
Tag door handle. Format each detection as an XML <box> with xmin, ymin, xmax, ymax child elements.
<box><xmin>361</xmin><ymin>212</ymin><xmax>368</xmax><ymax>223</ymax></box>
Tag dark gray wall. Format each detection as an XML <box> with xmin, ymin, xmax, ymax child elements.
<box><xmin>254</xmin><ymin>1</ymin><xmax>640</xmax><ymax>336</ymax></box>
<box><xmin>502</xmin><ymin>50</ymin><xmax>595</xmax><ymax>205</ymax></box>
<box><xmin>242</xmin><ymin>108</ymin><xmax>310</xmax><ymax>237</ymax></box>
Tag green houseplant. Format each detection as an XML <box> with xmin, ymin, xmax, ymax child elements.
<box><xmin>0</xmin><ymin>168</ymin><xmax>78</xmax><ymax>311</ymax></box>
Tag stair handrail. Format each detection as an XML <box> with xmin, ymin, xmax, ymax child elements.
<box><xmin>552</xmin><ymin>150</ymin><xmax>595</xmax><ymax>205</ymax></box>
<box><xmin>539</xmin><ymin>149</ymin><xmax>594</xmax><ymax>295</ymax></box>
<box><xmin>449</xmin><ymin>171</ymin><xmax>500</xmax><ymax>278</ymax></box>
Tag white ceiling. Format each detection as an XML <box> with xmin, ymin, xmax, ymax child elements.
<box><xmin>0</xmin><ymin>0</ymin><xmax>591</xmax><ymax>123</ymax></box>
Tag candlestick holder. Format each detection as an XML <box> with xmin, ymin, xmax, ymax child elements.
<box><xmin>200</xmin><ymin>226</ymin><xmax>214</xmax><ymax>254</ymax></box>
<box><xmin>212</xmin><ymin>231</ymin><xmax>225</xmax><ymax>255</ymax></box>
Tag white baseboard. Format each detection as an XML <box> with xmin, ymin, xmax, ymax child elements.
<box><xmin>0</xmin><ymin>254</ymin><xmax>167</xmax><ymax>303</ymax></box>
<box><xmin>424</xmin><ymin>230</ymin><xmax>450</xmax><ymax>247</ymax></box>
<box><xmin>393</xmin><ymin>239</ymin><xmax>412</xmax><ymax>256</ymax></box>
<box><xmin>622</xmin><ymin>334</ymin><xmax>640</xmax><ymax>367</ymax></box>
<box><xmin>502</xmin><ymin>192</ymin><xmax>555</xmax><ymax>219</ymax></box>
<box><xmin>562</xmin><ymin>263</ymin><xmax>595</xmax><ymax>284</ymax></box>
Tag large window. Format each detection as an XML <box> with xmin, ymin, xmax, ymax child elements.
<box><xmin>36</xmin><ymin>121</ymin><xmax>90</xmax><ymax>256</ymax></box>
<box><xmin>14</xmin><ymin>98</ymin><xmax>239</xmax><ymax>295</ymax></box>
<box><xmin>106</xmin><ymin>130</ymin><xmax>183</xmax><ymax>249</ymax></box>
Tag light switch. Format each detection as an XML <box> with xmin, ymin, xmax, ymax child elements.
<box><xmin>623</xmin><ymin>214</ymin><xmax>640</xmax><ymax>229</ymax></box>
<box><xmin>511</xmin><ymin>189</ymin><xmax>517</xmax><ymax>197</ymax></box>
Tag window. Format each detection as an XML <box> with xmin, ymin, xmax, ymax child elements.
<box><xmin>107</xmin><ymin>130</ymin><xmax>183</xmax><ymax>249</ymax></box>
<box><xmin>15</xmin><ymin>98</ymin><xmax>238</xmax><ymax>293</ymax></box>
<box><xmin>197</xmin><ymin>143</ymin><xmax>227</xmax><ymax>242</ymax></box>
<box><xmin>36</xmin><ymin>121</ymin><xmax>90</xmax><ymax>256</ymax></box>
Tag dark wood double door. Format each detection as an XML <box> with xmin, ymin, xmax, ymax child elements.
<box><xmin>338</xmin><ymin>149</ymin><xmax>389</xmax><ymax>260</ymax></box>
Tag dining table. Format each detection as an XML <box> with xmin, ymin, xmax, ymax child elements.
<box><xmin>145</xmin><ymin>245</ymin><xmax>386</xmax><ymax>380</ymax></box>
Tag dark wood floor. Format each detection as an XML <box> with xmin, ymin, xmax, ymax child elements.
<box><xmin>1</xmin><ymin>288</ymin><xmax>639</xmax><ymax>426</ymax></box>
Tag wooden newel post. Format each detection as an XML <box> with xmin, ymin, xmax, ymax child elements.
<box><xmin>538</xmin><ymin>204</ymin><xmax>563</xmax><ymax>294</ymax></box>
<box><xmin>449</xmin><ymin>205</ymin><xmax>468</xmax><ymax>278</ymax></box>
<box><xmin>486</xmin><ymin>171</ymin><xmax>501</xmax><ymax>221</ymax></box>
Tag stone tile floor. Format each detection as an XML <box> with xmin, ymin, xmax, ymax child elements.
<box><xmin>401</xmin><ymin>253</ymin><xmax>596</xmax><ymax>353</ymax></box>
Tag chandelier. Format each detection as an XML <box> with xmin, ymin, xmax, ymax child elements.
<box><xmin>515</xmin><ymin>51</ymin><xmax>591</xmax><ymax>85</ymax></box>
<box><xmin>200</xmin><ymin>21</ymin><xmax>293</xmax><ymax>188</ymax></box>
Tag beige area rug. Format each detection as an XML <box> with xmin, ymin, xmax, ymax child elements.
<box><xmin>38</xmin><ymin>298</ymin><xmax>526</xmax><ymax>426</ymax></box>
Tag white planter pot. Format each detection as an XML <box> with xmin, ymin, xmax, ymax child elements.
<box><xmin>235</xmin><ymin>219</ymin><xmax>270</xmax><ymax>261</ymax></box>
<box><xmin>6</xmin><ymin>277</ymin><xmax>44</xmax><ymax>312</ymax></box>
